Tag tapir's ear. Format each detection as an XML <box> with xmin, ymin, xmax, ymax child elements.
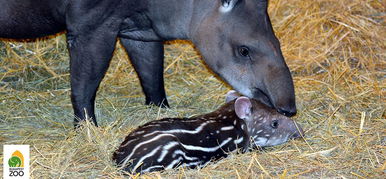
<box><xmin>225</xmin><ymin>90</ymin><xmax>241</xmax><ymax>103</ymax></box>
<box><xmin>234</xmin><ymin>97</ymin><xmax>252</xmax><ymax>120</ymax></box>
<box><xmin>220</xmin><ymin>0</ymin><xmax>238</xmax><ymax>13</ymax></box>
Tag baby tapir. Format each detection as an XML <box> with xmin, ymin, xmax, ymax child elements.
<box><xmin>113</xmin><ymin>91</ymin><xmax>303</xmax><ymax>173</ymax></box>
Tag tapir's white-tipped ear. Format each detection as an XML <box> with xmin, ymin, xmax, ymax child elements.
<box><xmin>225</xmin><ymin>90</ymin><xmax>241</xmax><ymax>103</ymax></box>
<box><xmin>220</xmin><ymin>0</ymin><xmax>237</xmax><ymax>13</ymax></box>
<box><xmin>234</xmin><ymin>97</ymin><xmax>252</xmax><ymax>120</ymax></box>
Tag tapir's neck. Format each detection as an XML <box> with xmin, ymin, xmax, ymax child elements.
<box><xmin>141</xmin><ymin>0</ymin><xmax>216</xmax><ymax>40</ymax></box>
<box><xmin>141</xmin><ymin>0</ymin><xmax>193</xmax><ymax>40</ymax></box>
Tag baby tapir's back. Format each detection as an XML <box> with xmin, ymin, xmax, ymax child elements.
<box><xmin>113</xmin><ymin>103</ymin><xmax>248</xmax><ymax>173</ymax></box>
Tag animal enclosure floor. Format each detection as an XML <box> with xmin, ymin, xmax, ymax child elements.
<box><xmin>0</xmin><ymin>0</ymin><xmax>385</xmax><ymax>178</ymax></box>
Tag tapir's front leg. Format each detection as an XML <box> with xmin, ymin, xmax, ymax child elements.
<box><xmin>120</xmin><ymin>39</ymin><xmax>169</xmax><ymax>107</ymax></box>
<box><xmin>67</xmin><ymin>30</ymin><xmax>118</xmax><ymax>126</ymax></box>
<box><xmin>66</xmin><ymin>17</ymin><xmax>121</xmax><ymax>127</ymax></box>
<box><xmin>65</xmin><ymin>0</ymin><xmax>124</xmax><ymax>127</ymax></box>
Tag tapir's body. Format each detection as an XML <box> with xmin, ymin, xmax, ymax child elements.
<box><xmin>0</xmin><ymin>0</ymin><xmax>297</xmax><ymax>126</ymax></box>
<box><xmin>113</xmin><ymin>93</ymin><xmax>303</xmax><ymax>173</ymax></box>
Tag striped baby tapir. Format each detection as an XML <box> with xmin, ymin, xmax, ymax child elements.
<box><xmin>113</xmin><ymin>91</ymin><xmax>304</xmax><ymax>173</ymax></box>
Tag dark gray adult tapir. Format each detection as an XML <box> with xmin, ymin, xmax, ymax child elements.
<box><xmin>0</xmin><ymin>0</ymin><xmax>296</xmax><ymax>126</ymax></box>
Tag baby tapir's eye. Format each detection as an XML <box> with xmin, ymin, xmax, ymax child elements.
<box><xmin>271</xmin><ymin>120</ymin><xmax>279</xmax><ymax>129</ymax></box>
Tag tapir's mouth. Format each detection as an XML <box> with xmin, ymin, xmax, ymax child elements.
<box><xmin>252</xmin><ymin>88</ymin><xmax>274</xmax><ymax>108</ymax></box>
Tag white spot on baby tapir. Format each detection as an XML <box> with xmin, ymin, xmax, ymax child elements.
<box><xmin>143</xmin><ymin>148</ymin><xmax>148</xmax><ymax>151</ymax></box>
<box><xmin>210</xmin><ymin>132</ymin><xmax>214</xmax><ymax>135</ymax></box>
<box><xmin>233</xmin><ymin>120</ymin><xmax>237</xmax><ymax>125</ymax></box>
<box><xmin>222</xmin><ymin>116</ymin><xmax>227</xmax><ymax>119</ymax></box>
<box><xmin>203</xmin><ymin>156</ymin><xmax>207</xmax><ymax>159</ymax></box>
<box><xmin>206</xmin><ymin>136</ymin><xmax>210</xmax><ymax>139</ymax></box>
<box><xmin>256</xmin><ymin>130</ymin><xmax>263</xmax><ymax>134</ymax></box>
<box><xmin>218</xmin><ymin>114</ymin><xmax>222</xmax><ymax>118</ymax></box>
<box><xmin>216</xmin><ymin>130</ymin><xmax>220</xmax><ymax>134</ymax></box>
<box><xmin>228</xmin><ymin>109</ymin><xmax>233</xmax><ymax>112</ymax></box>
<box><xmin>200</xmin><ymin>140</ymin><xmax>203</xmax><ymax>143</ymax></box>
<box><xmin>241</xmin><ymin>124</ymin><xmax>245</xmax><ymax>130</ymax></box>
<box><xmin>265</xmin><ymin>134</ymin><xmax>270</xmax><ymax>137</ymax></box>
<box><xmin>252</xmin><ymin>128</ymin><xmax>255</xmax><ymax>133</ymax></box>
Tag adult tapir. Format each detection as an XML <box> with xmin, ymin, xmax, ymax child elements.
<box><xmin>0</xmin><ymin>0</ymin><xmax>296</xmax><ymax>126</ymax></box>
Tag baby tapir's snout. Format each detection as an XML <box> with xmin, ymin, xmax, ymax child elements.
<box><xmin>228</xmin><ymin>90</ymin><xmax>304</xmax><ymax>147</ymax></box>
<box><xmin>251</xmin><ymin>113</ymin><xmax>304</xmax><ymax>147</ymax></box>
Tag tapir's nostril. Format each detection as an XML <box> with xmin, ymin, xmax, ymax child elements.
<box><xmin>277</xmin><ymin>108</ymin><xmax>297</xmax><ymax>117</ymax></box>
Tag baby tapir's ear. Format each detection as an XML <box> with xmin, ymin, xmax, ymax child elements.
<box><xmin>226</xmin><ymin>90</ymin><xmax>241</xmax><ymax>103</ymax></box>
<box><xmin>234</xmin><ymin>97</ymin><xmax>252</xmax><ymax>120</ymax></box>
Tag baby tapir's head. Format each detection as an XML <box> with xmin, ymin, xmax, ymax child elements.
<box><xmin>227</xmin><ymin>90</ymin><xmax>303</xmax><ymax>147</ymax></box>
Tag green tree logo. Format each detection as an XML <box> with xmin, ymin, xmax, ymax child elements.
<box><xmin>8</xmin><ymin>150</ymin><xmax>24</xmax><ymax>167</ymax></box>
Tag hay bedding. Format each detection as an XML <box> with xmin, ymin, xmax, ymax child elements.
<box><xmin>0</xmin><ymin>0</ymin><xmax>385</xmax><ymax>178</ymax></box>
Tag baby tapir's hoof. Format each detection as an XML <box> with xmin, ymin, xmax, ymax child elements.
<box><xmin>113</xmin><ymin>91</ymin><xmax>303</xmax><ymax>173</ymax></box>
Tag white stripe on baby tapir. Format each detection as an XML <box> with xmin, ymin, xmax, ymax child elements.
<box><xmin>143</xmin><ymin>120</ymin><xmax>216</xmax><ymax>137</ymax></box>
<box><xmin>172</xmin><ymin>150</ymin><xmax>198</xmax><ymax>161</ymax></box>
<box><xmin>141</xmin><ymin>165</ymin><xmax>164</xmax><ymax>173</ymax></box>
<box><xmin>157</xmin><ymin>141</ymin><xmax>180</xmax><ymax>162</ymax></box>
<box><xmin>121</xmin><ymin>138</ymin><xmax>138</xmax><ymax>148</ymax></box>
<box><xmin>166</xmin><ymin>156</ymin><xmax>183</xmax><ymax>169</ymax></box>
<box><xmin>121</xmin><ymin>133</ymin><xmax>177</xmax><ymax>167</ymax></box>
<box><xmin>234</xmin><ymin>137</ymin><xmax>244</xmax><ymax>145</ymax></box>
<box><xmin>180</xmin><ymin>137</ymin><xmax>233</xmax><ymax>152</ymax></box>
<box><xmin>220</xmin><ymin>126</ymin><xmax>235</xmax><ymax>131</ymax></box>
<box><xmin>133</xmin><ymin>130</ymin><xmax>145</xmax><ymax>135</ymax></box>
<box><xmin>132</xmin><ymin>146</ymin><xmax>162</xmax><ymax>171</ymax></box>
<box><xmin>183</xmin><ymin>160</ymin><xmax>202</xmax><ymax>167</ymax></box>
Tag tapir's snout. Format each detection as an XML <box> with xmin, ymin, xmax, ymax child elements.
<box><xmin>253</xmin><ymin>87</ymin><xmax>297</xmax><ymax>117</ymax></box>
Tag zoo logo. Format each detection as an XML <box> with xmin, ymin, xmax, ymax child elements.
<box><xmin>8</xmin><ymin>150</ymin><xmax>25</xmax><ymax>177</ymax></box>
<box><xmin>8</xmin><ymin>150</ymin><xmax>24</xmax><ymax>167</ymax></box>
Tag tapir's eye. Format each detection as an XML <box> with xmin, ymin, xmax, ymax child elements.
<box><xmin>271</xmin><ymin>120</ymin><xmax>279</xmax><ymax>129</ymax></box>
<box><xmin>238</xmin><ymin>46</ymin><xmax>250</xmax><ymax>57</ymax></box>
